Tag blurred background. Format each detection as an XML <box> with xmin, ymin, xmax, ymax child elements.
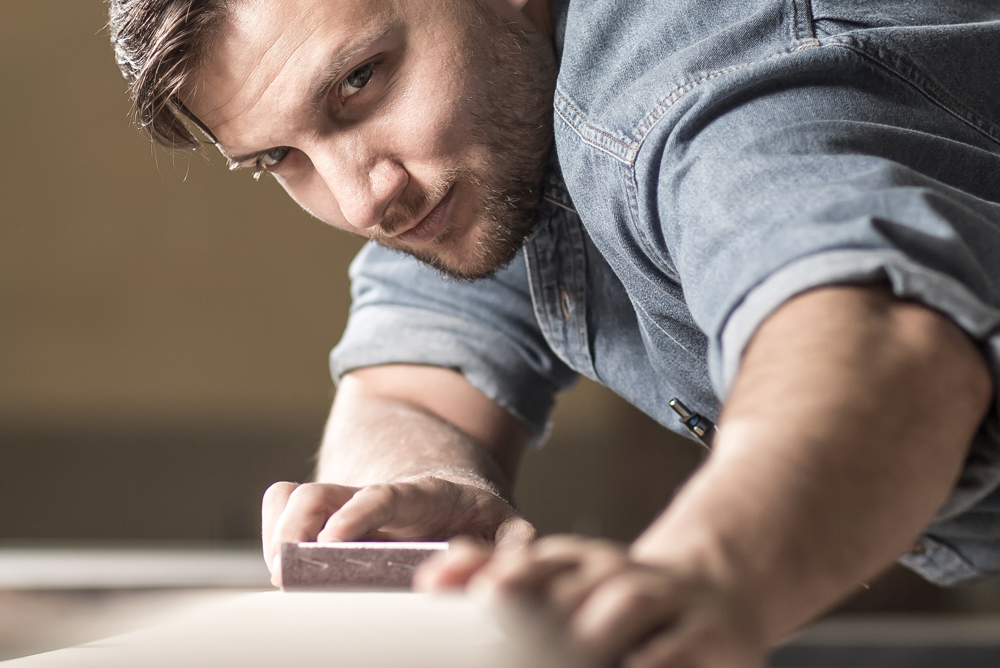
<box><xmin>1</xmin><ymin>1</ymin><xmax>998</xmax><ymax>663</ymax></box>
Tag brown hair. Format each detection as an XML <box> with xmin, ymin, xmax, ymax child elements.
<box><xmin>109</xmin><ymin>0</ymin><xmax>229</xmax><ymax>150</ymax></box>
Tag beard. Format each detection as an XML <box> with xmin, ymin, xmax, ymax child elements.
<box><xmin>371</xmin><ymin>1</ymin><xmax>557</xmax><ymax>281</ymax></box>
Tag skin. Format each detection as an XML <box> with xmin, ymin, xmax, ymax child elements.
<box><xmin>182</xmin><ymin>0</ymin><xmax>995</xmax><ymax>665</ymax></box>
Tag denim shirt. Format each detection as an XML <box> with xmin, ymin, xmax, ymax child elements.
<box><xmin>333</xmin><ymin>0</ymin><xmax>1000</xmax><ymax>585</ymax></box>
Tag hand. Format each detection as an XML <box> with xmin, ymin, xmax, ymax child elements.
<box><xmin>417</xmin><ymin>535</ymin><xmax>765</xmax><ymax>668</ymax></box>
<box><xmin>261</xmin><ymin>476</ymin><xmax>536</xmax><ymax>587</ymax></box>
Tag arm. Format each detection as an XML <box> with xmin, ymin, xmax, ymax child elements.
<box><xmin>262</xmin><ymin>363</ymin><xmax>535</xmax><ymax>585</ymax></box>
<box><xmin>316</xmin><ymin>364</ymin><xmax>530</xmax><ymax>493</ymax></box>
<box><xmin>428</xmin><ymin>286</ymin><xmax>993</xmax><ymax>667</ymax></box>
<box><xmin>629</xmin><ymin>285</ymin><xmax>992</xmax><ymax>648</ymax></box>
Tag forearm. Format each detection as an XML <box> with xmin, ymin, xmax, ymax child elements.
<box><xmin>316</xmin><ymin>365</ymin><xmax>530</xmax><ymax>499</ymax></box>
<box><xmin>632</xmin><ymin>286</ymin><xmax>993</xmax><ymax>642</ymax></box>
<box><xmin>317</xmin><ymin>388</ymin><xmax>511</xmax><ymax>497</ymax></box>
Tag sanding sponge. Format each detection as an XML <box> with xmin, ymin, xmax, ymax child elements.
<box><xmin>280</xmin><ymin>541</ymin><xmax>449</xmax><ymax>590</ymax></box>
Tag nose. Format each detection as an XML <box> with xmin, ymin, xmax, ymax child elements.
<box><xmin>312</xmin><ymin>141</ymin><xmax>408</xmax><ymax>230</ymax></box>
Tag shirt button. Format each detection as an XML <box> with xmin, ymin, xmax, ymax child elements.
<box><xmin>909</xmin><ymin>541</ymin><xmax>927</xmax><ymax>556</ymax></box>
<box><xmin>559</xmin><ymin>289</ymin><xmax>573</xmax><ymax>321</ymax></box>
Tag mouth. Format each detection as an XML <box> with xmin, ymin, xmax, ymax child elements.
<box><xmin>392</xmin><ymin>186</ymin><xmax>456</xmax><ymax>245</ymax></box>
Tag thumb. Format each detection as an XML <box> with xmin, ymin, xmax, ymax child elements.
<box><xmin>261</xmin><ymin>482</ymin><xmax>298</xmax><ymax>579</ymax></box>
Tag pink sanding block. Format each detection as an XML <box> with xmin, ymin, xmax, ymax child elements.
<box><xmin>280</xmin><ymin>541</ymin><xmax>449</xmax><ymax>590</ymax></box>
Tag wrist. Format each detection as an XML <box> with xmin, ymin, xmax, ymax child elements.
<box><xmin>629</xmin><ymin>532</ymin><xmax>770</xmax><ymax>653</ymax></box>
<box><xmin>395</xmin><ymin>467</ymin><xmax>508</xmax><ymax>501</ymax></box>
<box><xmin>627</xmin><ymin>464</ymin><xmax>780</xmax><ymax>639</ymax></box>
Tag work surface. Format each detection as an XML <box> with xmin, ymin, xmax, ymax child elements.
<box><xmin>2</xmin><ymin>545</ymin><xmax>1000</xmax><ymax>668</ymax></box>
<box><xmin>3</xmin><ymin>590</ymin><xmax>1000</xmax><ymax>668</ymax></box>
<box><xmin>0</xmin><ymin>591</ymin><xmax>573</xmax><ymax>668</ymax></box>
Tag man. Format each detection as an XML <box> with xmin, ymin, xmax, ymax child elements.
<box><xmin>109</xmin><ymin>0</ymin><xmax>1000</xmax><ymax>665</ymax></box>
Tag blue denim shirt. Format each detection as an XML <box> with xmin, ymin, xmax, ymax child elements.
<box><xmin>333</xmin><ymin>0</ymin><xmax>1000</xmax><ymax>585</ymax></box>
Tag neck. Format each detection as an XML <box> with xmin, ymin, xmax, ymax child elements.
<box><xmin>486</xmin><ymin>0</ymin><xmax>554</xmax><ymax>39</ymax></box>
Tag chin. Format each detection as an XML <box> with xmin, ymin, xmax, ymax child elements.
<box><xmin>380</xmin><ymin>214</ymin><xmax>530</xmax><ymax>281</ymax></box>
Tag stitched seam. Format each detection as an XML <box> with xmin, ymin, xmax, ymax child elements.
<box><xmin>559</xmin><ymin>46</ymin><xmax>828</xmax><ymax>166</ymax></box>
<box><xmin>797</xmin><ymin>0</ymin><xmax>819</xmax><ymax>44</ymax></box>
<box><xmin>825</xmin><ymin>35</ymin><xmax>1000</xmax><ymax>147</ymax></box>
<box><xmin>567</xmin><ymin>216</ymin><xmax>592</xmax><ymax>373</ymax></box>
<box><xmin>555</xmin><ymin>102</ymin><xmax>635</xmax><ymax>165</ymax></box>
<box><xmin>557</xmin><ymin>90</ymin><xmax>632</xmax><ymax>149</ymax></box>
<box><xmin>791</xmin><ymin>0</ymin><xmax>801</xmax><ymax>42</ymax></box>
<box><xmin>630</xmin><ymin>44</ymin><xmax>821</xmax><ymax>153</ymax></box>
<box><xmin>791</xmin><ymin>0</ymin><xmax>819</xmax><ymax>45</ymax></box>
<box><xmin>555</xmin><ymin>89</ymin><xmax>635</xmax><ymax>159</ymax></box>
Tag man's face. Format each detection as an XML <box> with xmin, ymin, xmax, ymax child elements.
<box><xmin>185</xmin><ymin>0</ymin><xmax>556</xmax><ymax>279</ymax></box>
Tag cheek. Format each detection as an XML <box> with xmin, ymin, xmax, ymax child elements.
<box><xmin>274</xmin><ymin>173</ymin><xmax>355</xmax><ymax>233</ymax></box>
<box><xmin>385</xmin><ymin>94</ymin><xmax>463</xmax><ymax>163</ymax></box>
<box><xmin>387</xmin><ymin>47</ymin><xmax>474</xmax><ymax>161</ymax></box>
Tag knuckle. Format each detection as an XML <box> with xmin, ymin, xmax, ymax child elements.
<box><xmin>603</xmin><ymin>574</ymin><xmax>658</xmax><ymax>614</ymax></box>
<box><xmin>594</xmin><ymin>549</ymin><xmax>629</xmax><ymax>572</ymax></box>
<box><xmin>288</xmin><ymin>482</ymin><xmax>330</xmax><ymax>505</ymax></box>
<box><xmin>502</xmin><ymin>518</ymin><xmax>537</xmax><ymax>544</ymax></box>
<box><xmin>359</xmin><ymin>483</ymin><xmax>398</xmax><ymax>506</ymax></box>
<box><xmin>414</xmin><ymin>475</ymin><xmax>457</xmax><ymax>502</ymax></box>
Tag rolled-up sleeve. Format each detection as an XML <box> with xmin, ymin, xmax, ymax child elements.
<box><xmin>331</xmin><ymin>243</ymin><xmax>576</xmax><ymax>435</ymax></box>
<box><xmin>720</xmin><ymin>250</ymin><xmax>1000</xmax><ymax>522</ymax></box>
<box><xmin>653</xmin><ymin>47</ymin><xmax>1000</xmax><ymax>521</ymax></box>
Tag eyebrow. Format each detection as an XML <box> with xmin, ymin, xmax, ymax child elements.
<box><xmin>222</xmin><ymin>22</ymin><xmax>400</xmax><ymax>169</ymax></box>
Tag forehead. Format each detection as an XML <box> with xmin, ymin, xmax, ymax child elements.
<box><xmin>188</xmin><ymin>0</ymin><xmax>396</xmax><ymax>135</ymax></box>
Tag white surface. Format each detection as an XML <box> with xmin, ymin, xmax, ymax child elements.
<box><xmin>0</xmin><ymin>591</ymin><xmax>577</xmax><ymax>668</ymax></box>
<box><xmin>0</xmin><ymin>547</ymin><xmax>271</xmax><ymax>589</ymax></box>
<box><xmin>296</xmin><ymin>542</ymin><xmax>449</xmax><ymax>550</ymax></box>
<box><xmin>0</xmin><ymin>590</ymin><xmax>256</xmax><ymax>662</ymax></box>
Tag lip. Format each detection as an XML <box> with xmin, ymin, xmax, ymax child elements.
<box><xmin>394</xmin><ymin>186</ymin><xmax>455</xmax><ymax>245</ymax></box>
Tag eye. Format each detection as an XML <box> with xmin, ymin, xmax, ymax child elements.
<box><xmin>261</xmin><ymin>146</ymin><xmax>290</xmax><ymax>168</ymax></box>
<box><xmin>251</xmin><ymin>146</ymin><xmax>291</xmax><ymax>180</ymax></box>
<box><xmin>340</xmin><ymin>62</ymin><xmax>374</xmax><ymax>98</ymax></box>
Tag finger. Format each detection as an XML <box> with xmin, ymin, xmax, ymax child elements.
<box><xmin>261</xmin><ymin>482</ymin><xmax>298</xmax><ymax>582</ymax></box>
<box><xmin>468</xmin><ymin>538</ymin><xmax>582</xmax><ymax>600</ymax></box>
<box><xmin>272</xmin><ymin>483</ymin><xmax>359</xmax><ymax>559</ymax></box>
<box><xmin>485</xmin><ymin>535</ymin><xmax>629</xmax><ymax>617</ymax></box>
<box><xmin>545</xmin><ymin>542</ymin><xmax>630</xmax><ymax>616</ymax></box>
<box><xmin>413</xmin><ymin>537</ymin><xmax>493</xmax><ymax>591</ymax></box>
<box><xmin>319</xmin><ymin>479</ymin><xmax>453</xmax><ymax>541</ymax></box>
<box><xmin>477</xmin><ymin>534</ymin><xmax>597</xmax><ymax>594</ymax></box>
<box><xmin>316</xmin><ymin>483</ymin><xmax>403</xmax><ymax>542</ymax></box>
<box><xmin>571</xmin><ymin>570</ymin><xmax>680</xmax><ymax>666</ymax></box>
